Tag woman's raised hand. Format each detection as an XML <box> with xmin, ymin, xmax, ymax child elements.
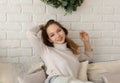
<box><xmin>80</xmin><ymin>31</ymin><xmax>93</xmax><ymax>51</ymax></box>
<box><xmin>79</xmin><ymin>31</ymin><xmax>90</xmax><ymax>43</ymax></box>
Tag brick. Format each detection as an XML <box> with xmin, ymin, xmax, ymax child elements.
<box><xmin>92</xmin><ymin>7</ymin><xmax>114</xmax><ymax>15</ymax></box>
<box><xmin>88</xmin><ymin>31</ymin><xmax>102</xmax><ymax>38</ymax></box>
<box><xmin>21</xmin><ymin>40</ymin><xmax>32</xmax><ymax>47</ymax></box>
<box><xmin>0</xmin><ymin>23</ymin><xmax>21</xmax><ymax>31</ymax></box>
<box><xmin>0</xmin><ymin>57</ymin><xmax>19</xmax><ymax>63</ymax></box>
<box><xmin>22</xmin><ymin>5</ymin><xmax>45</xmax><ymax>14</ymax></box>
<box><xmin>92</xmin><ymin>39</ymin><xmax>113</xmax><ymax>47</ymax></box>
<box><xmin>8</xmin><ymin>0</ymin><xmax>32</xmax><ymax>5</ymax></box>
<box><xmin>0</xmin><ymin>31</ymin><xmax>6</xmax><ymax>39</ymax></box>
<box><xmin>93</xmin><ymin>22</ymin><xmax>115</xmax><ymax>31</ymax></box>
<box><xmin>103</xmin><ymin>15</ymin><xmax>120</xmax><ymax>22</ymax></box>
<box><xmin>111</xmin><ymin>55</ymin><xmax>120</xmax><ymax>61</ymax></box>
<box><xmin>0</xmin><ymin>0</ymin><xmax>6</xmax><ymax>4</ymax></box>
<box><xmin>60</xmin><ymin>22</ymin><xmax>71</xmax><ymax>30</ymax></box>
<box><xmin>86</xmin><ymin>0</ymin><xmax>103</xmax><ymax>7</ymax></box>
<box><xmin>7</xmin><ymin>48</ymin><xmax>32</xmax><ymax>56</ymax></box>
<box><xmin>68</xmin><ymin>31</ymin><xmax>79</xmax><ymax>39</ymax></box>
<box><xmin>19</xmin><ymin>56</ymin><xmax>41</xmax><ymax>63</ymax></box>
<box><xmin>46</xmin><ymin>5</ymin><xmax>65</xmax><ymax>14</ymax></box>
<box><xmin>20</xmin><ymin>0</ymin><xmax>32</xmax><ymax>4</ymax></box>
<box><xmin>7</xmin><ymin>31</ymin><xmax>26</xmax><ymax>40</ymax></box>
<box><xmin>103</xmin><ymin>0</ymin><xmax>120</xmax><ymax>7</ymax></box>
<box><xmin>22</xmin><ymin>23</ymin><xmax>37</xmax><ymax>31</ymax></box>
<box><xmin>93</xmin><ymin>55</ymin><xmax>113</xmax><ymax>62</ymax></box>
<box><xmin>33</xmin><ymin>14</ymin><xmax>56</xmax><ymax>23</ymax></box>
<box><xmin>71</xmin><ymin>22</ymin><xmax>93</xmax><ymax>30</ymax></box>
<box><xmin>94</xmin><ymin>47</ymin><xmax>120</xmax><ymax>54</ymax></box>
<box><xmin>72</xmin><ymin>39</ymin><xmax>84</xmax><ymax>46</ymax></box>
<box><xmin>7</xmin><ymin>14</ymin><xmax>32</xmax><ymax>22</ymax></box>
<box><xmin>81</xmin><ymin>15</ymin><xmax>102</xmax><ymax>22</ymax></box>
<box><xmin>115</xmin><ymin>23</ymin><xmax>120</xmax><ymax>31</ymax></box>
<box><xmin>33</xmin><ymin>0</ymin><xmax>45</xmax><ymax>5</ymax></box>
<box><xmin>0</xmin><ymin>49</ymin><xmax>7</xmax><ymax>56</ymax></box>
<box><xmin>114</xmin><ymin>32</ymin><xmax>120</xmax><ymax>38</ymax></box>
<box><xmin>101</xmin><ymin>31</ymin><xmax>116</xmax><ymax>38</ymax></box>
<box><xmin>0</xmin><ymin>40</ymin><xmax>20</xmax><ymax>48</ymax></box>
<box><xmin>115</xmin><ymin>7</ymin><xmax>120</xmax><ymax>14</ymax></box>
<box><xmin>57</xmin><ymin>14</ymin><xmax>80</xmax><ymax>22</ymax></box>
<box><xmin>69</xmin><ymin>31</ymin><xmax>101</xmax><ymax>39</ymax></box>
<box><xmin>0</xmin><ymin>14</ymin><xmax>6</xmax><ymax>22</ymax></box>
<box><xmin>0</xmin><ymin>5</ymin><xmax>20</xmax><ymax>13</ymax></box>
<box><xmin>76</xmin><ymin>7</ymin><xmax>92</xmax><ymax>15</ymax></box>
<box><xmin>113</xmin><ymin>39</ymin><xmax>120</xmax><ymax>46</ymax></box>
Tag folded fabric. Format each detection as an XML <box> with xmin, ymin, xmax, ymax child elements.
<box><xmin>78</xmin><ymin>60</ymin><xmax>88</xmax><ymax>81</ymax></box>
<box><xmin>27</xmin><ymin>61</ymin><xmax>45</xmax><ymax>74</ymax></box>
<box><xmin>0</xmin><ymin>63</ymin><xmax>31</xmax><ymax>83</ymax></box>
<box><xmin>87</xmin><ymin>60</ymin><xmax>120</xmax><ymax>83</ymax></box>
<box><xmin>52</xmin><ymin>76</ymin><xmax>72</xmax><ymax>83</ymax></box>
<box><xmin>102</xmin><ymin>73</ymin><xmax>120</xmax><ymax>83</ymax></box>
<box><xmin>69</xmin><ymin>78</ymin><xmax>93</xmax><ymax>83</ymax></box>
<box><xmin>17</xmin><ymin>62</ymin><xmax>46</xmax><ymax>83</ymax></box>
<box><xmin>52</xmin><ymin>76</ymin><xmax>93</xmax><ymax>83</ymax></box>
<box><xmin>18</xmin><ymin>69</ymin><xmax>46</xmax><ymax>83</ymax></box>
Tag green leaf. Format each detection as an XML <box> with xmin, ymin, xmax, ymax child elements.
<box><xmin>62</xmin><ymin>1</ymin><xmax>68</xmax><ymax>6</ymax></box>
<box><xmin>70</xmin><ymin>0</ymin><xmax>75</xmax><ymax>4</ymax></box>
<box><xmin>41</xmin><ymin>0</ymin><xmax>84</xmax><ymax>14</ymax></box>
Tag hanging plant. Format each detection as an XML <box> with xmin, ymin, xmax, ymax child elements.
<box><xmin>41</xmin><ymin>0</ymin><xmax>84</xmax><ymax>13</ymax></box>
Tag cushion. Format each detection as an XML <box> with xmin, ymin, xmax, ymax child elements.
<box><xmin>0</xmin><ymin>62</ymin><xmax>46</xmax><ymax>83</ymax></box>
<box><xmin>87</xmin><ymin>60</ymin><xmax>120</xmax><ymax>83</ymax></box>
<box><xmin>17</xmin><ymin>62</ymin><xmax>46</xmax><ymax>83</ymax></box>
<box><xmin>78</xmin><ymin>60</ymin><xmax>88</xmax><ymax>81</ymax></box>
<box><xmin>27</xmin><ymin>62</ymin><xmax>44</xmax><ymax>74</ymax></box>
<box><xmin>0</xmin><ymin>63</ymin><xmax>15</xmax><ymax>83</ymax></box>
<box><xmin>18</xmin><ymin>69</ymin><xmax>46</xmax><ymax>83</ymax></box>
<box><xmin>102</xmin><ymin>73</ymin><xmax>120</xmax><ymax>83</ymax></box>
<box><xmin>18</xmin><ymin>61</ymin><xmax>89</xmax><ymax>83</ymax></box>
<box><xmin>0</xmin><ymin>63</ymin><xmax>31</xmax><ymax>83</ymax></box>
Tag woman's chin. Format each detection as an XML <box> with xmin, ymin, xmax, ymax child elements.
<box><xmin>56</xmin><ymin>40</ymin><xmax>65</xmax><ymax>44</ymax></box>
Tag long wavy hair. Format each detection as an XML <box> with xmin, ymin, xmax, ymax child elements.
<box><xmin>40</xmin><ymin>20</ymin><xmax>80</xmax><ymax>55</ymax></box>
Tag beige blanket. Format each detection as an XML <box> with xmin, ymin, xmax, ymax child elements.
<box><xmin>52</xmin><ymin>76</ymin><xmax>93</xmax><ymax>83</ymax></box>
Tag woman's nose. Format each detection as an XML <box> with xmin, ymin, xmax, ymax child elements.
<box><xmin>55</xmin><ymin>33</ymin><xmax>60</xmax><ymax>38</ymax></box>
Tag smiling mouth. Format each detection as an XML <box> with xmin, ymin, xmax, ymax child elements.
<box><xmin>57</xmin><ymin>37</ymin><xmax>63</xmax><ymax>41</ymax></box>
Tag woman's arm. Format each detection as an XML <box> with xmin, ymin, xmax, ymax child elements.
<box><xmin>27</xmin><ymin>26</ymin><xmax>47</xmax><ymax>57</ymax></box>
<box><xmin>78</xmin><ymin>31</ymin><xmax>93</xmax><ymax>62</ymax></box>
<box><xmin>80</xmin><ymin>31</ymin><xmax>93</xmax><ymax>52</ymax></box>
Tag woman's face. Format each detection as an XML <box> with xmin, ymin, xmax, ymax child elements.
<box><xmin>47</xmin><ymin>24</ymin><xmax>66</xmax><ymax>44</ymax></box>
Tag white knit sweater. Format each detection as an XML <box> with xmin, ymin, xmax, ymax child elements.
<box><xmin>27</xmin><ymin>26</ymin><xmax>93</xmax><ymax>78</ymax></box>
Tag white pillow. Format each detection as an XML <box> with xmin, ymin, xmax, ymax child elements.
<box><xmin>102</xmin><ymin>73</ymin><xmax>120</xmax><ymax>83</ymax></box>
<box><xmin>78</xmin><ymin>60</ymin><xmax>89</xmax><ymax>81</ymax></box>
<box><xmin>87</xmin><ymin>60</ymin><xmax>120</xmax><ymax>83</ymax></box>
<box><xmin>18</xmin><ymin>62</ymin><xmax>46</xmax><ymax>83</ymax></box>
<box><xmin>18</xmin><ymin>69</ymin><xmax>46</xmax><ymax>83</ymax></box>
<box><xmin>0</xmin><ymin>63</ymin><xmax>15</xmax><ymax>83</ymax></box>
<box><xmin>0</xmin><ymin>63</ymin><xmax>31</xmax><ymax>83</ymax></box>
<box><xmin>27</xmin><ymin>62</ymin><xmax>44</xmax><ymax>74</ymax></box>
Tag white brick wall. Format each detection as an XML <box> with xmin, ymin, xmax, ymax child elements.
<box><xmin>0</xmin><ymin>0</ymin><xmax>120</xmax><ymax>63</ymax></box>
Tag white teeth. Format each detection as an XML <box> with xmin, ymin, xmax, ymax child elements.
<box><xmin>57</xmin><ymin>37</ymin><xmax>61</xmax><ymax>40</ymax></box>
<box><xmin>57</xmin><ymin>38</ymin><xmax>62</xmax><ymax>41</ymax></box>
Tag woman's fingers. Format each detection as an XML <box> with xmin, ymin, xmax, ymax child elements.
<box><xmin>80</xmin><ymin>31</ymin><xmax>89</xmax><ymax>42</ymax></box>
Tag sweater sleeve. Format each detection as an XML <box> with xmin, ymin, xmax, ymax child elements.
<box><xmin>78</xmin><ymin>51</ymin><xmax>94</xmax><ymax>62</ymax></box>
<box><xmin>26</xmin><ymin>26</ymin><xmax>47</xmax><ymax>57</ymax></box>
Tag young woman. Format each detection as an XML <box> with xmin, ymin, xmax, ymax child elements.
<box><xmin>27</xmin><ymin>20</ymin><xmax>93</xmax><ymax>83</ymax></box>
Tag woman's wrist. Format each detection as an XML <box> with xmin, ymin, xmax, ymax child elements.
<box><xmin>84</xmin><ymin>41</ymin><xmax>93</xmax><ymax>52</ymax></box>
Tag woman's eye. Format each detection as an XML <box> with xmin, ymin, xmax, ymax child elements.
<box><xmin>50</xmin><ymin>34</ymin><xmax>54</xmax><ymax>37</ymax></box>
<box><xmin>57</xmin><ymin>29</ymin><xmax>61</xmax><ymax>32</ymax></box>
